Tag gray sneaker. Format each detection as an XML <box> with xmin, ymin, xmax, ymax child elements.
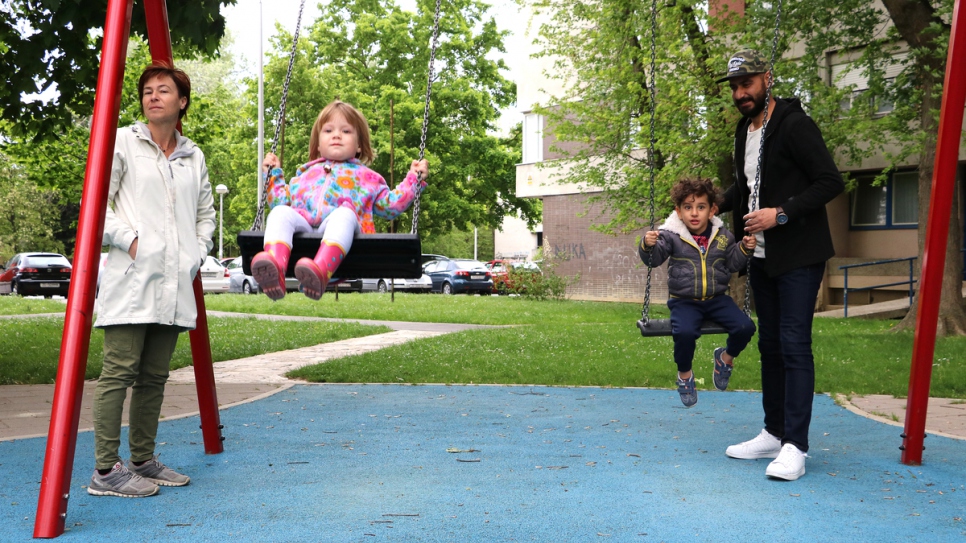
<box><xmin>88</xmin><ymin>462</ymin><xmax>159</xmax><ymax>498</ymax></box>
<box><xmin>129</xmin><ymin>456</ymin><xmax>190</xmax><ymax>487</ymax></box>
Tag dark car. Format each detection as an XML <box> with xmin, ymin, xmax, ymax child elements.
<box><xmin>0</xmin><ymin>252</ymin><xmax>72</xmax><ymax>297</ymax></box>
<box><xmin>424</xmin><ymin>258</ymin><xmax>493</xmax><ymax>295</ymax></box>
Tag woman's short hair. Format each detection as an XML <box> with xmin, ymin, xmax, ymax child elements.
<box><xmin>137</xmin><ymin>61</ymin><xmax>191</xmax><ymax>120</ymax></box>
<box><xmin>308</xmin><ymin>100</ymin><xmax>374</xmax><ymax>164</ymax></box>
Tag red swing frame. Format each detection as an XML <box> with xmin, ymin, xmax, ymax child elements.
<box><xmin>34</xmin><ymin>0</ymin><xmax>223</xmax><ymax>538</ymax></box>
<box><xmin>30</xmin><ymin>0</ymin><xmax>966</xmax><ymax>537</ymax></box>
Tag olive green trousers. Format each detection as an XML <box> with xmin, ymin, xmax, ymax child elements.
<box><xmin>93</xmin><ymin>323</ymin><xmax>181</xmax><ymax>470</ymax></box>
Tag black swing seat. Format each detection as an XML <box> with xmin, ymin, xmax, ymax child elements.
<box><xmin>636</xmin><ymin>318</ymin><xmax>729</xmax><ymax>338</ymax></box>
<box><xmin>237</xmin><ymin>230</ymin><xmax>423</xmax><ymax>280</ymax></box>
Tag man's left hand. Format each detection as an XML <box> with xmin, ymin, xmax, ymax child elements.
<box><xmin>743</xmin><ymin>208</ymin><xmax>779</xmax><ymax>234</ymax></box>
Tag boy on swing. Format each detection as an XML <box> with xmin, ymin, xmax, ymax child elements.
<box><xmin>640</xmin><ymin>178</ymin><xmax>757</xmax><ymax>407</ymax></box>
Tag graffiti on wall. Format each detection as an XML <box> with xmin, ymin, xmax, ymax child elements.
<box><xmin>553</xmin><ymin>243</ymin><xmax>587</xmax><ymax>260</ymax></box>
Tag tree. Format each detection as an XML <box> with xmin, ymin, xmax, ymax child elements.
<box><xmin>0</xmin><ymin>0</ymin><xmax>234</xmax><ymax>140</ymax></box>
<box><xmin>528</xmin><ymin>0</ymin><xmax>964</xmax><ymax>334</ymax></box>
<box><xmin>0</xmin><ymin>153</ymin><xmax>64</xmax><ymax>262</ymax></box>
<box><xmin>249</xmin><ymin>0</ymin><xmax>540</xmax><ymax>238</ymax></box>
<box><xmin>1</xmin><ymin>36</ymin><xmax>252</xmax><ymax>259</ymax></box>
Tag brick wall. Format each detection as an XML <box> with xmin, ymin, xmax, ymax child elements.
<box><xmin>543</xmin><ymin>193</ymin><xmax>669</xmax><ymax>303</ymax></box>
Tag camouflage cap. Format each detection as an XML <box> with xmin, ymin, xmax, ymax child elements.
<box><xmin>716</xmin><ymin>49</ymin><xmax>769</xmax><ymax>83</ymax></box>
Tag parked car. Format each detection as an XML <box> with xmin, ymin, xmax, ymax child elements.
<box><xmin>423</xmin><ymin>258</ymin><xmax>493</xmax><ymax>295</ymax></box>
<box><xmin>361</xmin><ymin>274</ymin><xmax>433</xmax><ymax>294</ymax></box>
<box><xmin>225</xmin><ymin>256</ymin><xmax>259</xmax><ymax>294</ymax></box>
<box><xmin>0</xmin><ymin>252</ymin><xmax>72</xmax><ymax>297</ymax></box>
<box><xmin>485</xmin><ymin>259</ymin><xmax>542</xmax><ymax>294</ymax></box>
<box><xmin>200</xmin><ymin>256</ymin><xmax>231</xmax><ymax>294</ymax></box>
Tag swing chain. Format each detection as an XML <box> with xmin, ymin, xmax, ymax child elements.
<box><xmin>640</xmin><ymin>0</ymin><xmax>659</xmax><ymax>326</ymax></box>
<box><xmin>742</xmin><ymin>0</ymin><xmax>784</xmax><ymax>315</ymax></box>
<box><xmin>253</xmin><ymin>0</ymin><xmax>307</xmax><ymax>231</ymax></box>
<box><xmin>411</xmin><ymin>0</ymin><xmax>442</xmax><ymax>235</ymax></box>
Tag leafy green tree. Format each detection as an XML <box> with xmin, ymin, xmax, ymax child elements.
<box><xmin>0</xmin><ymin>0</ymin><xmax>233</xmax><ymax>140</ymax></box>
<box><xmin>2</xmin><ymin>36</ymin><xmax>252</xmax><ymax>259</ymax></box>
<box><xmin>248</xmin><ymin>0</ymin><xmax>540</xmax><ymax>239</ymax></box>
<box><xmin>0</xmin><ymin>153</ymin><xmax>64</xmax><ymax>262</ymax></box>
<box><xmin>421</xmin><ymin>226</ymin><xmax>495</xmax><ymax>261</ymax></box>
<box><xmin>528</xmin><ymin>0</ymin><xmax>963</xmax><ymax>334</ymax></box>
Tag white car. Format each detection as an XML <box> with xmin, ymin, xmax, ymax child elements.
<box><xmin>361</xmin><ymin>274</ymin><xmax>433</xmax><ymax>294</ymax></box>
<box><xmin>200</xmin><ymin>256</ymin><xmax>230</xmax><ymax>293</ymax></box>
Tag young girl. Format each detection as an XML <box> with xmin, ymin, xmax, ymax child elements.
<box><xmin>252</xmin><ymin>100</ymin><xmax>429</xmax><ymax>300</ymax></box>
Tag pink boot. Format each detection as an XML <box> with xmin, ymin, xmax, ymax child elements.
<box><xmin>251</xmin><ymin>242</ymin><xmax>290</xmax><ymax>300</ymax></box>
<box><xmin>294</xmin><ymin>241</ymin><xmax>345</xmax><ymax>301</ymax></box>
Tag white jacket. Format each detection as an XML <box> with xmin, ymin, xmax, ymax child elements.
<box><xmin>95</xmin><ymin>122</ymin><xmax>215</xmax><ymax>329</ymax></box>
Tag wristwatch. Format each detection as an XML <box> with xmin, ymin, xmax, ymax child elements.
<box><xmin>775</xmin><ymin>206</ymin><xmax>789</xmax><ymax>226</ymax></box>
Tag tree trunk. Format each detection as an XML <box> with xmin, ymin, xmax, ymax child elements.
<box><xmin>882</xmin><ymin>0</ymin><xmax>966</xmax><ymax>335</ymax></box>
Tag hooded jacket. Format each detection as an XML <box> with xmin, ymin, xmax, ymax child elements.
<box><xmin>95</xmin><ymin>122</ymin><xmax>216</xmax><ymax>329</ymax></box>
<box><xmin>639</xmin><ymin>212</ymin><xmax>751</xmax><ymax>300</ymax></box>
<box><xmin>720</xmin><ymin>98</ymin><xmax>844</xmax><ymax>277</ymax></box>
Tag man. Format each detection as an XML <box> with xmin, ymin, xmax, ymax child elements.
<box><xmin>717</xmin><ymin>49</ymin><xmax>844</xmax><ymax>481</ymax></box>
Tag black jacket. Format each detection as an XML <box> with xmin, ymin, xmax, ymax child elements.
<box><xmin>720</xmin><ymin>98</ymin><xmax>845</xmax><ymax>277</ymax></box>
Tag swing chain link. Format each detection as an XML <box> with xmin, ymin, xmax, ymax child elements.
<box><xmin>253</xmin><ymin>0</ymin><xmax>307</xmax><ymax>231</ymax></box>
<box><xmin>410</xmin><ymin>0</ymin><xmax>442</xmax><ymax>235</ymax></box>
<box><xmin>641</xmin><ymin>0</ymin><xmax>659</xmax><ymax>326</ymax></box>
<box><xmin>742</xmin><ymin>0</ymin><xmax>784</xmax><ymax>315</ymax></box>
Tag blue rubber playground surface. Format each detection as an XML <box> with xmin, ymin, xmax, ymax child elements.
<box><xmin>2</xmin><ymin>384</ymin><xmax>965</xmax><ymax>542</ymax></box>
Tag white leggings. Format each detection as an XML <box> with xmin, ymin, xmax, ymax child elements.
<box><xmin>264</xmin><ymin>205</ymin><xmax>360</xmax><ymax>254</ymax></box>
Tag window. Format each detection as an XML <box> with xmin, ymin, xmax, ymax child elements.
<box><xmin>522</xmin><ymin>113</ymin><xmax>543</xmax><ymax>164</ymax></box>
<box><xmin>831</xmin><ymin>52</ymin><xmax>907</xmax><ymax>116</ymax></box>
<box><xmin>850</xmin><ymin>170</ymin><xmax>918</xmax><ymax>229</ymax></box>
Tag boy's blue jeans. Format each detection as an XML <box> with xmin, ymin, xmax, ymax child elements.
<box><xmin>666</xmin><ymin>294</ymin><xmax>756</xmax><ymax>374</ymax></box>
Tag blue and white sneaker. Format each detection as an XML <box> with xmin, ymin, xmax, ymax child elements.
<box><xmin>713</xmin><ymin>347</ymin><xmax>733</xmax><ymax>391</ymax></box>
<box><xmin>676</xmin><ymin>375</ymin><xmax>697</xmax><ymax>407</ymax></box>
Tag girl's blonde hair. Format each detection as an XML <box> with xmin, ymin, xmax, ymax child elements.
<box><xmin>308</xmin><ymin>100</ymin><xmax>374</xmax><ymax>164</ymax></box>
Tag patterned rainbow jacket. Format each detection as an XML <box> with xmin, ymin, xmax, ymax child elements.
<box><xmin>266</xmin><ymin>158</ymin><xmax>426</xmax><ymax>233</ymax></box>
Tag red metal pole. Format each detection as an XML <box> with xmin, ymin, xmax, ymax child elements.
<box><xmin>189</xmin><ymin>275</ymin><xmax>225</xmax><ymax>453</ymax></box>
<box><xmin>33</xmin><ymin>0</ymin><xmax>134</xmax><ymax>538</ymax></box>
<box><xmin>143</xmin><ymin>0</ymin><xmax>173</xmax><ymax>62</ymax></box>
<box><xmin>143</xmin><ymin>0</ymin><xmax>223</xmax><ymax>454</ymax></box>
<box><xmin>902</xmin><ymin>0</ymin><xmax>966</xmax><ymax>465</ymax></box>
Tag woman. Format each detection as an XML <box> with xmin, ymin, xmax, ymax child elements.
<box><xmin>89</xmin><ymin>62</ymin><xmax>215</xmax><ymax>498</ymax></box>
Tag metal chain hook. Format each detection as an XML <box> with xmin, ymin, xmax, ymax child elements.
<box><xmin>252</xmin><ymin>0</ymin><xmax>307</xmax><ymax>231</ymax></box>
<box><xmin>411</xmin><ymin>0</ymin><xmax>442</xmax><ymax>235</ymax></box>
<box><xmin>743</xmin><ymin>0</ymin><xmax>784</xmax><ymax>315</ymax></box>
<box><xmin>641</xmin><ymin>0</ymin><xmax>659</xmax><ymax>326</ymax></box>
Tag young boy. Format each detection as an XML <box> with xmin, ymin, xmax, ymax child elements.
<box><xmin>640</xmin><ymin>178</ymin><xmax>757</xmax><ymax>407</ymax></box>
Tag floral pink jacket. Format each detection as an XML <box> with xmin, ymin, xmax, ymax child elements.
<box><xmin>265</xmin><ymin>158</ymin><xmax>426</xmax><ymax>234</ymax></box>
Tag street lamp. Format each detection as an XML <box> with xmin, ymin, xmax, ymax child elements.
<box><xmin>215</xmin><ymin>184</ymin><xmax>229</xmax><ymax>260</ymax></box>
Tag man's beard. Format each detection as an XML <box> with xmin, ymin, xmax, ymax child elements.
<box><xmin>735</xmin><ymin>91</ymin><xmax>767</xmax><ymax>118</ymax></box>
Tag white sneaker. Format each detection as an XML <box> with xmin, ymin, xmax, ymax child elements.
<box><xmin>725</xmin><ymin>429</ymin><xmax>782</xmax><ymax>459</ymax></box>
<box><xmin>765</xmin><ymin>443</ymin><xmax>807</xmax><ymax>481</ymax></box>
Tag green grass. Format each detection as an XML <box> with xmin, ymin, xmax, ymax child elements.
<box><xmin>0</xmin><ymin>296</ymin><xmax>67</xmax><ymax>315</ymax></box>
<box><xmin>289</xmin><ymin>317</ymin><xmax>966</xmax><ymax>398</ymax></box>
<box><xmin>5</xmin><ymin>293</ymin><xmax>966</xmax><ymax>399</ymax></box>
<box><xmin>0</xmin><ymin>316</ymin><xmax>389</xmax><ymax>385</ymax></box>
<box><xmin>203</xmin><ymin>291</ymin><xmax>638</xmax><ymax>325</ymax></box>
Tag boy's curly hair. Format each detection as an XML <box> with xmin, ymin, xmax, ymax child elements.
<box><xmin>670</xmin><ymin>178</ymin><xmax>720</xmax><ymax>208</ymax></box>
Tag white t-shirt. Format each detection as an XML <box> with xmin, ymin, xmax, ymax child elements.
<box><xmin>744</xmin><ymin>124</ymin><xmax>766</xmax><ymax>258</ymax></box>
